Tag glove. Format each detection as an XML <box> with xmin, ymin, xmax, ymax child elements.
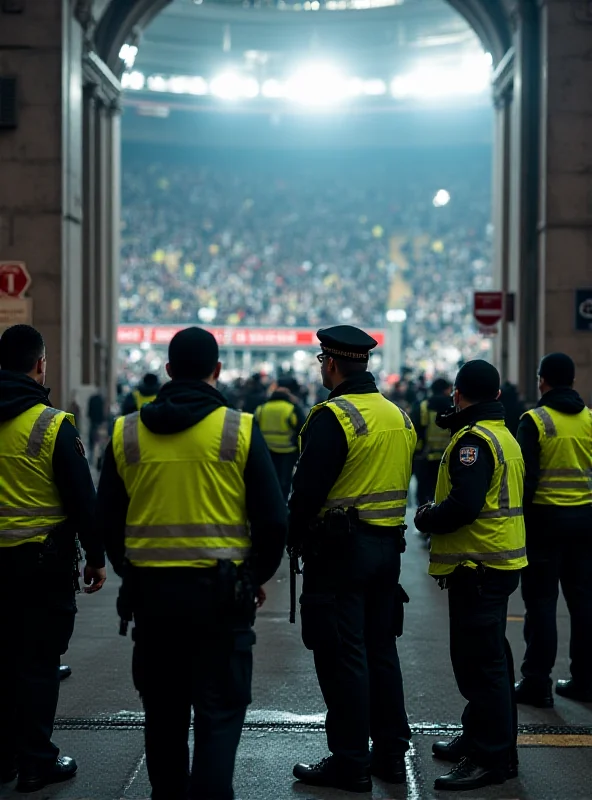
<box><xmin>414</xmin><ymin>502</ymin><xmax>435</xmax><ymax>533</ymax></box>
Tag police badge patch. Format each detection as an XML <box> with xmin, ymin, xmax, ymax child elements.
<box><xmin>459</xmin><ymin>446</ymin><xmax>479</xmax><ymax>466</ymax></box>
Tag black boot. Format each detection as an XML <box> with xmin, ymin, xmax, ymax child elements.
<box><xmin>16</xmin><ymin>756</ymin><xmax>78</xmax><ymax>793</ymax></box>
<box><xmin>59</xmin><ymin>665</ymin><xmax>72</xmax><ymax>681</ymax></box>
<box><xmin>0</xmin><ymin>762</ymin><xmax>17</xmax><ymax>784</ymax></box>
<box><xmin>555</xmin><ymin>679</ymin><xmax>592</xmax><ymax>702</ymax></box>
<box><xmin>293</xmin><ymin>756</ymin><xmax>372</xmax><ymax>793</ymax></box>
<box><xmin>434</xmin><ymin>757</ymin><xmax>507</xmax><ymax>791</ymax></box>
<box><xmin>515</xmin><ymin>678</ymin><xmax>553</xmax><ymax>708</ymax></box>
<box><xmin>370</xmin><ymin>749</ymin><xmax>406</xmax><ymax>784</ymax></box>
<box><xmin>432</xmin><ymin>735</ymin><xmax>466</xmax><ymax>762</ymax></box>
<box><xmin>433</xmin><ymin>738</ymin><xmax>518</xmax><ymax>779</ymax></box>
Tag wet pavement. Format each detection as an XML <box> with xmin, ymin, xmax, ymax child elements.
<box><xmin>2</xmin><ymin>509</ymin><xmax>591</xmax><ymax>799</ymax></box>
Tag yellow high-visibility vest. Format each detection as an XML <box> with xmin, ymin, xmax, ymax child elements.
<box><xmin>133</xmin><ymin>390</ymin><xmax>157</xmax><ymax>410</ymax></box>
<box><xmin>430</xmin><ymin>420</ymin><xmax>527</xmax><ymax>575</ymax></box>
<box><xmin>112</xmin><ymin>407</ymin><xmax>253</xmax><ymax>568</ymax></box>
<box><xmin>0</xmin><ymin>404</ymin><xmax>73</xmax><ymax>548</ymax></box>
<box><xmin>255</xmin><ymin>399</ymin><xmax>299</xmax><ymax>454</ymax></box>
<box><xmin>522</xmin><ymin>405</ymin><xmax>592</xmax><ymax>506</ymax></box>
<box><xmin>300</xmin><ymin>393</ymin><xmax>416</xmax><ymax>527</ymax></box>
<box><xmin>420</xmin><ymin>399</ymin><xmax>451</xmax><ymax>460</ymax></box>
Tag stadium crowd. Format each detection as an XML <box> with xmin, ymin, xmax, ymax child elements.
<box><xmin>119</xmin><ymin>147</ymin><xmax>494</xmax><ymax>380</ymax></box>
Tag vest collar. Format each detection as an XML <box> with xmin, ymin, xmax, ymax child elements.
<box><xmin>438</xmin><ymin>400</ymin><xmax>506</xmax><ymax>436</ymax></box>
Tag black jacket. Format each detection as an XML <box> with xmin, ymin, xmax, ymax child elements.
<box><xmin>0</xmin><ymin>370</ymin><xmax>105</xmax><ymax>567</ymax></box>
<box><xmin>288</xmin><ymin>372</ymin><xmax>379</xmax><ymax>534</ymax></box>
<box><xmin>516</xmin><ymin>387</ymin><xmax>592</xmax><ymax>527</ymax></box>
<box><xmin>96</xmin><ymin>379</ymin><xmax>288</xmax><ymax>586</ymax></box>
<box><xmin>414</xmin><ymin>401</ymin><xmax>504</xmax><ymax>535</ymax></box>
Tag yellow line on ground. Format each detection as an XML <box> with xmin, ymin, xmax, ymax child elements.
<box><xmin>507</xmin><ymin>615</ymin><xmax>524</xmax><ymax>621</ymax></box>
<box><xmin>518</xmin><ymin>734</ymin><xmax>592</xmax><ymax>747</ymax></box>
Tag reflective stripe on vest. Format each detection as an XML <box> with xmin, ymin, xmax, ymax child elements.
<box><xmin>430</xmin><ymin>546</ymin><xmax>527</xmax><ymax>565</ymax></box>
<box><xmin>113</xmin><ymin>406</ymin><xmax>252</xmax><ymax>568</ymax></box>
<box><xmin>301</xmin><ymin>393</ymin><xmax>416</xmax><ymax>527</ymax></box>
<box><xmin>524</xmin><ymin>406</ymin><xmax>592</xmax><ymax>506</ymax></box>
<box><xmin>430</xmin><ymin>420</ymin><xmax>527</xmax><ymax>575</ymax></box>
<box><xmin>0</xmin><ymin>405</ymin><xmax>70</xmax><ymax>547</ymax></box>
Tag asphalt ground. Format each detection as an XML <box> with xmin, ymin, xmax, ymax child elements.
<box><xmin>2</xmin><ymin>507</ymin><xmax>591</xmax><ymax>799</ymax></box>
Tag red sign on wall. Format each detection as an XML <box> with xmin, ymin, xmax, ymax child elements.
<box><xmin>473</xmin><ymin>292</ymin><xmax>503</xmax><ymax>328</ymax></box>
<box><xmin>118</xmin><ymin>325</ymin><xmax>386</xmax><ymax>349</ymax></box>
<box><xmin>0</xmin><ymin>262</ymin><xmax>31</xmax><ymax>298</ymax></box>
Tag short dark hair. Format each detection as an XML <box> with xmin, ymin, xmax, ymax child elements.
<box><xmin>168</xmin><ymin>326</ymin><xmax>219</xmax><ymax>381</ymax></box>
<box><xmin>431</xmin><ymin>377</ymin><xmax>452</xmax><ymax>394</ymax></box>
<box><xmin>539</xmin><ymin>353</ymin><xmax>575</xmax><ymax>388</ymax></box>
<box><xmin>0</xmin><ymin>325</ymin><xmax>45</xmax><ymax>373</ymax></box>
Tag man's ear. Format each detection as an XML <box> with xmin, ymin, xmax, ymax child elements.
<box><xmin>213</xmin><ymin>361</ymin><xmax>222</xmax><ymax>380</ymax></box>
<box><xmin>165</xmin><ymin>363</ymin><xmax>172</xmax><ymax>379</ymax></box>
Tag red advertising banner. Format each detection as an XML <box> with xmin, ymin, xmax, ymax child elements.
<box><xmin>118</xmin><ymin>325</ymin><xmax>385</xmax><ymax>348</ymax></box>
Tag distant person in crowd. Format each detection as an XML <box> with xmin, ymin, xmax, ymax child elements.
<box><xmin>255</xmin><ymin>379</ymin><xmax>306</xmax><ymax>501</ymax></box>
<box><xmin>500</xmin><ymin>381</ymin><xmax>526</xmax><ymax>437</ymax></box>
<box><xmin>87</xmin><ymin>390</ymin><xmax>105</xmax><ymax>455</ymax></box>
<box><xmin>121</xmin><ymin>373</ymin><xmax>160</xmax><ymax>415</ymax></box>
<box><xmin>242</xmin><ymin>374</ymin><xmax>268</xmax><ymax>414</ymax></box>
<box><xmin>413</xmin><ymin>377</ymin><xmax>453</xmax><ymax>507</ymax></box>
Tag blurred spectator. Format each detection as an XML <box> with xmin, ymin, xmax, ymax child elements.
<box><xmin>500</xmin><ymin>381</ymin><xmax>526</xmax><ymax>437</ymax></box>
<box><xmin>121</xmin><ymin>373</ymin><xmax>161</xmax><ymax>415</ymax></box>
<box><xmin>87</xmin><ymin>390</ymin><xmax>105</xmax><ymax>456</ymax></box>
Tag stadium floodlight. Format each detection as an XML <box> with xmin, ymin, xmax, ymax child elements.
<box><xmin>386</xmin><ymin>309</ymin><xmax>407</xmax><ymax>323</ymax></box>
<box><xmin>391</xmin><ymin>52</ymin><xmax>491</xmax><ymax>100</ymax></box>
<box><xmin>147</xmin><ymin>75</ymin><xmax>168</xmax><ymax>92</ymax></box>
<box><xmin>187</xmin><ymin>76</ymin><xmax>209</xmax><ymax>95</ymax></box>
<box><xmin>119</xmin><ymin>44</ymin><xmax>138</xmax><ymax>69</ymax></box>
<box><xmin>262</xmin><ymin>79</ymin><xmax>285</xmax><ymax>98</ymax></box>
<box><xmin>210</xmin><ymin>73</ymin><xmax>260</xmax><ymax>100</ymax></box>
<box><xmin>363</xmin><ymin>79</ymin><xmax>387</xmax><ymax>96</ymax></box>
<box><xmin>285</xmin><ymin>63</ymin><xmax>348</xmax><ymax>106</ymax></box>
<box><xmin>433</xmin><ymin>189</ymin><xmax>451</xmax><ymax>207</ymax></box>
<box><xmin>122</xmin><ymin>71</ymin><xmax>145</xmax><ymax>91</ymax></box>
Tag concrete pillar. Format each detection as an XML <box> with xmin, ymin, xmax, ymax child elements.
<box><xmin>0</xmin><ymin>0</ymin><xmax>84</xmax><ymax>408</ymax></box>
<box><xmin>537</xmin><ymin>0</ymin><xmax>592</xmax><ymax>404</ymax></box>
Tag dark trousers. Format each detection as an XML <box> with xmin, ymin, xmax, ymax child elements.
<box><xmin>416</xmin><ymin>459</ymin><xmax>440</xmax><ymax>506</ymax></box>
<box><xmin>0</xmin><ymin>548</ymin><xmax>75</xmax><ymax>773</ymax></box>
<box><xmin>521</xmin><ymin>526</ymin><xmax>592</xmax><ymax>687</ymax></box>
<box><xmin>301</xmin><ymin>532</ymin><xmax>410</xmax><ymax>771</ymax></box>
<box><xmin>270</xmin><ymin>451</ymin><xmax>298</xmax><ymax>503</ymax></box>
<box><xmin>131</xmin><ymin>571</ymin><xmax>255</xmax><ymax>800</ymax></box>
<box><xmin>448</xmin><ymin>566</ymin><xmax>519</xmax><ymax>768</ymax></box>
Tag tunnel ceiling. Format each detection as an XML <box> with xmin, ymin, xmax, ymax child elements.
<box><xmin>91</xmin><ymin>0</ymin><xmax>515</xmax><ymax>75</ymax></box>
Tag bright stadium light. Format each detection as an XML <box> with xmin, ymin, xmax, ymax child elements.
<box><xmin>391</xmin><ymin>53</ymin><xmax>491</xmax><ymax>100</ymax></box>
<box><xmin>262</xmin><ymin>79</ymin><xmax>285</xmax><ymax>98</ymax></box>
<box><xmin>386</xmin><ymin>309</ymin><xmax>407</xmax><ymax>323</ymax></box>
<box><xmin>433</xmin><ymin>189</ymin><xmax>451</xmax><ymax>207</ymax></box>
<box><xmin>187</xmin><ymin>76</ymin><xmax>209</xmax><ymax>95</ymax></box>
<box><xmin>363</xmin><ymin>79</ymin><xmax>387</xmax><ymax>96</ymax></box>
<box><xmin>119</xmin><ymin>44</ymin><xmax>138</xmax><ymax>69</ymax></box>
<box><xmin>147</xmin><ymin>75</ymin><xmax>168</xmax><ymax>92</ymax></box>
<box><xmin>285</xmin><ymin>63</ymin><xmax>348</xmax><ymax>106</ymax></box>
<box><xmin>210</xmin><ymin>73</ymin><xmax>260</xmax><ymax>100</ymax></box>
<box><xmin>122</xmin><ymin>71</ymin><xmax>145</xmax><ymax>91</ymax></box>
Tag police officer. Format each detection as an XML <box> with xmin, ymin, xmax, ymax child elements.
<box><xmin>121</xmin><ymin>372</ymin><xmax>160</xmax><ymax>415</ymax></box>
<box><xmin>289</xmin><ymin>325</ymin><xmax>415</xmax><ymax>793</ymax></box>
<box><xmin>254</xmin><ymin>378</ymin><xmax>306</xmax><ymax>501</ymax></box>
<box><xmin>515</xmin><ymin>353</ymin><xmax>592</xmax><ymax>706</ymax></box>
<box><xmin>413</xmin><ymin>377</ymin><xmax>453</xmax><ymax>506</ymax></box>
<box><xmin>414</xmin><ymin>360</ymin><xmax>526</xmax><ymax>791</ymax></box>
<box><xmin>0</xmin><ymin>325</ymin><xmax>106</xmax><ymax>792</ymax></box>
<box><xmin>96</xmin><ymin>327</ymin><xmax>287</xmax><ymax>800</ymax></box>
